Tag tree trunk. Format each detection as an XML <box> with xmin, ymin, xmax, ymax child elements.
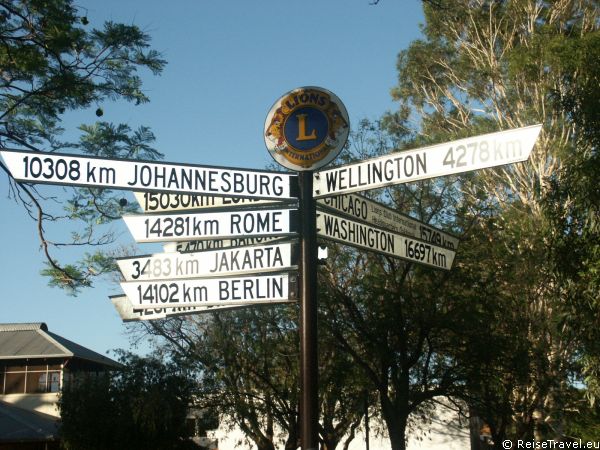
<box><xmin>468</xmin><ymin>408</ymin><xmax>485</xmax><ymax>450</ymax></box>
<box><xmin>284</xmin><ymin>415</ymin><xmax>299</xmax><ymax>450</ymax></box>
<box><xmin>380</xmin><ymin>396</ymin><xmax>408</xmax><ymax>450</ymax></box>
<box><xmin>321</xmin><ymin>435</ymin><xmax>340</xmax><ymax>450</ymax></box>
<box><xmin>387</xmin><ymin>418</ymin><xmax>408</xmax><ymax>450</ymax></box>
<box><xmin>254</xmin><ymin>438</ymin><xmax>276</xmax><ymax>450</ymax></box>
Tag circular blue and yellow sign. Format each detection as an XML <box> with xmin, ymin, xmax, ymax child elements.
<box><xmin>264</xmin><ymin>87</ymin><xmax>349</xmax><ymax>171</ymax></box>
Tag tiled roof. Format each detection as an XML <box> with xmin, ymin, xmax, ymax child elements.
<box><xmin>0</xmin><ymin>322</ymin><xmax>120</xmax><ymax>368</ymax></box>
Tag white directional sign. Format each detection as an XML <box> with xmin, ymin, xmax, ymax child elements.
<box><xmin>121</xmin><ymin>272</ymin><xmax>296</xmax><ymax>309</ymax></box>
<box><xmin>110</xmin><ymin>295</ymin><xmax>295</xmax><ymax>322</ymax></box>
<box><xmin>318</xmin><ymin>194</ymin><xmax>459</xmax><ymax>250</ymax></box>
<box><xmin>0</xmin><ymin>149</ymin><xmax>297</xmax><ymax>200</ymax></box>
<box><xmin>111</xmin><ymin>295</ymin><xmax>202</xmax><ymax>321</ymax></box>
<box><xmin>163</xmin><ymin>236</ymin><xmax>288</xmax><ymax>254</ymax></box>
<box><xmin>123</xmin><ymin>208</ymin><xmax>297</xmax><ymax>243</ymax></box>
<box><xmin>133</xmin><ymin>191</ymin><xmax>280</xmax><ymax>213</ymax></box>
<box><xmin>317</xmin><ymin>211</ymin><xmax>455</xmax><ymax>270</ymax></box>
<box><xmin>313</xmin><ymin>125</ymin><xmax>542</xmax><ymax>198</ymax></box>
<box><xmin>117</xmin><ymin>243</ymin><xmax>296</xmax><ymax>281</ymax></box>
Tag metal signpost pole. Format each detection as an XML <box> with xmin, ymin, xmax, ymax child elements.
<box><xmin>264</xmin><ymin>87</ymin><xmax>351</xmax><ymax>450</ymax></box>
<box><xmin>299</xmin><ymin>170</ymin><xmax>318</xmax><ymax>450</ymax></box>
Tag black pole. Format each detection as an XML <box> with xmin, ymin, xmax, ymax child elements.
<box><xmin>299</xmin><ymin>170</ymin><xmax>318</xmax><ymax>450</ymax></box>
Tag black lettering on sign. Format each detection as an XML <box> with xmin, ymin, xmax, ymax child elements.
<box><xmin>229</xmin><ymin>211</ymin><xmax>284</xmax><ymax>234</ymax></box>
<box><xmin>144</xmin><ymin>217</ymin><xmax>221</xmax><ymax>238</ymax></box>
<box><xmin>23</xmin><ymin>156</ymin><xmax>81</xmax><ymax>182</ymax></box>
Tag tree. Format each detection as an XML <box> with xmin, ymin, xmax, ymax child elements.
<box><xmin>58</xmin><ymin>351</ymin><xmax>196</xmax><ymax>450</ymax></box>
<box><xmin>317</xmin><ymin>318</ymin><xmax>371</xmax><ymax>450</ymax></box>
<box><xmin>542</xmin><ymin>25</ymin><xmax>600</xmax><ymax>405</ymax></box>
<box><xmin>138</xmin><ymin>121</ymin><xmax>468</xmax><ymax>450</ymax></box>
<box><xmin>0</xmin><ymin>0</ymin><xmax>165</xmax><ymax>293</ymax></box>
<box><xmin>321</xmin><ymin>231</ymin><xmax>468</xmax><ymax>450</ymax></box>
<box><xmin>144</xmin><ymin>306</ymin><xmax>301</xmax><ymax>450</ymax></box>
<box><xmin>388</xmin><ymin>0</ymin><xmax>599</xmax><ymax>443</ymax></box>
<box><xmin>140</xmin><ymin>301</ymin><xmax>372</xmax><ymax>450</ymax></box>
<box><xmin>314</xmin><ymin>120</ymin><xmax>476</xmax><ymax>450</ymax></box>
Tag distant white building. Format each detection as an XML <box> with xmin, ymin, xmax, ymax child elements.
<box><xmin>209</xmin><ymin>399</ymin><xmax>469</xmax><ymax>450</ymax></box>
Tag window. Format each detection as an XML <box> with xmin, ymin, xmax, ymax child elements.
<box><xmin>49</xmin><ymin>372</ymin><xmax>60</xmax><ymax>392</ymax></box>
<box><xmin>26</xmin><ymin>372</ymin><xmax>46</xmax><ymax>393</ymax></box>
<box><xmin>39</xmin><ymin>373</ymin><xmax>48</xmax><ymax>392</ymax></box>
<box><xmin>1</xmin><ymin>363</ymin><xmax>62</xmax><ymax>394</ymax></box>
<box><xmin>4</xmin><ymin>372</ymin><xmax>25</xmax><ymax>394</ymax></box>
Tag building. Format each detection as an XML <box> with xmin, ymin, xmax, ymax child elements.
<box><xmin>0</xmin><ymin>323</ymin><xmax>120</xmax><ymax>449</ymax></box>
<box><xmin>210</xmin><ymin>398</ymin><xmax>469</xmax><ymax>450</ymax></box>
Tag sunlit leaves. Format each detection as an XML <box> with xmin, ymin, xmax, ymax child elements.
<box><xmin>387</xmin><ymin>0</ymin><xmax>600</xmax><ymax>442</ymax></box>
<box><xmin>0</xmin><ymin>0</ymin><xmax>165</xmax><ymax>293</ymax></box>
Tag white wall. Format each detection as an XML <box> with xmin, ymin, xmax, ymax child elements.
<box><xmin>0</xmin><ymin>392</ymin><xmax>60</xmax><ymax>417</ymax></box>
<box><xmin>208</xmin><ymin>399</ymin><xmax>469</xmax><ymax>450</ymax></box>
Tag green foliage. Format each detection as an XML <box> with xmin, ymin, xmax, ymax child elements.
<box><xmin>78</xmin><ymin>122</ymin><xmax>163</xmax><ymax>160</ymax></box>
<box><xmin>316</xmin><ymin>121</ymin><xmax>472</xmax><ymax>450</ymax></box>
<box><xmin>318</xmin><ymin>290</ymin><xmax>372</xmax><ymax>450</ymax></box>
<box><xmin>41</xmin><ymin>251</ymin><xmax>118</xmax><ymax>296</ymax></box>
<box><xmin>146</xmin><ymin>306</ymin><xmax>300</xmax><ymax>450</ymax></box>
<box><xmin>0</xmin><ymin>0</ymin><xmax>165</xmax><ymax>147</ymax></box>
<box><xmin>58</xmin><ymin>351</ymin><xmax>197</xmax><ymax>450</ymax></box>
<box><xmin>542</xmin><ymin>26</ymin><xmax>600</xmax><ymax>402</ymax></box>
<box><xmin>562</xmin><ymin>388</ymin><xmax>600</xmax><ymax>442</ymax></box>
<box><xmin>385</xmin><ymin>0</ymin><xmax>600</xmax><ymax>444</ymax></box>
<box><xmin>142</xmin><ymin>298</ymin><xmax>374</xmax><ymax>450</ymax></box>
<box><xmin>0</xmin><ymin>0</ymin><xmax>165</xmax><ymax>293</ymax></box>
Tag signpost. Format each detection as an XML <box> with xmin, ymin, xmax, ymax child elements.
<box><xmin>117</xmin><ymin>243</ymin><xmax>297</xmax><ymax>281</ymax></box>
<box><xmin>163</xmin><ymin>236</ymin><xmax>288</xmax><ymax>254</ymax></box>
<box><xmin>0</xmin><ymin>83</ymin><xmax>544</xmax><ymax>450</ymax></box>
<box><xmin>318</xmin><ymin>193</ymin><xmax>459</xmax><ymax>250</ymax></box>
<box><xmin>120</xmin><ymin>272</ymin><xmax>297</xmax><ymax>309</ymax></box>
<box><xmin>133</xmin><ymin>191</ymin><xmax>280</xmax><ymax>213</ymax></box>
<box><xmin>264</xmin><ymin>87</ymin><xmax>350</xmax><ymax>450</ymax></box>
<box><xmin>0</xmin><ymin>149</ymin><xmax>297</xmax><ymax>200</ymax></box>
<box><xmin>317</xmin><ymin>211</ymin><xmax>455</xmax><ymax>270</ymax></box>
<box><xmin>111</xmin><ymin>294</ymin><xmax>208</xmax><ymax>321</ymax></box>
<box><xmin>110</xmin><ymin>295</ymin><xmax>295</xmax><ymax>322</ymax></box>
<box><xmin>123</xmin><ymin>208</ymin><xmax>298</xmax><ymax>243</ymax></box>
<box><xmin>313</xmin><ymin>125</ymin><xmax>542</xmax><ymax>198</ymax></box>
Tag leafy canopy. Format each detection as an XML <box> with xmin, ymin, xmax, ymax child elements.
<box><xmin>0</xmin><ymin>0</ymin><xmax>165</xmax><ymax>293</ymax></box>
<box><xmin>58</xmin><ymin>351</ymin><xmax>197</xmax><ymax>450</ymax></box>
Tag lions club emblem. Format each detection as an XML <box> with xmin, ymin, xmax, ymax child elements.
<box><xmin>264</xmin><ymin>87</ymin><xmax>349</xmax><ymax>171</ymax></box>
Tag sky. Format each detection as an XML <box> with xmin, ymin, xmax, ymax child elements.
<box><xmin>0</xmin><ymin>0</ymin><xmax>426</xmax><ymax>357</ymax></box>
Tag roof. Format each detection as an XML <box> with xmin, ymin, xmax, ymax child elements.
<box><xmin>0</xmin><ymin>401</ymin><xmax>58</xmax><ymax>443</ymax></box>
<box><xmin>0</xmin><ymin>323</ymin><xmax>120</xmax><ymax>368</ymax></box>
